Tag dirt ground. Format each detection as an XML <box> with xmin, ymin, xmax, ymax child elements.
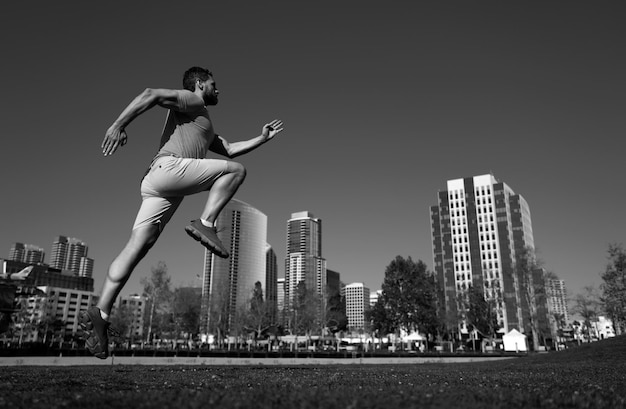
<box><xmin>1</xmin><ymin>335</ymin><xmax>625</xmax><ymax>409</ymax></box>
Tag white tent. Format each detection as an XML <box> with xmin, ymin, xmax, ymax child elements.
<box><xmin>503</xmin><ymin>329</ymin><xmax>528</xmax><ymax>352</ymax></box>
<box><xmin>402</xmin><ymin>332</ymin><xmax>426</xmax><ymax>341</ymax></box>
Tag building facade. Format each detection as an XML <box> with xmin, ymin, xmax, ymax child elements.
<box><xmin>199</xmin><ymin>199</ymin><xmax>268</xmax><ymax>335</ymax></box>
<box><xmin>369</xmin><ymin>290</ymin><xmax>382</xmax><ymax>308</ymax></box>
<box><xmin>49</xmin><ymin>236</ymin><xmax>94</xmax><ymax>277</ymax></box>
<box><xmin>9</xmin><ymin>243</ymin><xmax>45</xmax><ymax>265</ymax></box>
<box><xmin>276</xmin><ymin>277</ymin><xmax>285</xmax><ymax>322</ymax></box>
<box><xmin>430</xmin><ymin>174</ymin><xmax>548</xmax><ymax>337</ymax></box>
<box><xmin>265</xmin><ymin>244</ymin><xmax>278</xmax><ymax>322</ymax></box>
<box><xmin>2</xmin><ymin>258</ymin><xmax>97</xmax><ymax>342</ymax></box>
<box><xmin>118</xmin><ymin>294</ymin><xmax>147</xmax><ymax>342</ymax></box>
<box><xmin>344</xmin><ymin>282</ymin><xmax>370</xmax><ymax>332</ymax></box>
<box><xmin>545</xmin><ymin>278</ymin><xmax>569</xmax><ymax>324</ymax></box>
<box><xmin>284</xmin><ymin>211</ymin><xmax>327</xmax><ymax>328</ymax></box>
<box><xmin>37</xmin><ymin>286</ymin><xmax>97</xmax><ymax>339</ymax></box>
<box><xmin>326</xmin><ymin>269</ymin><xmax>341</xmax><ymax>298</ymax></box>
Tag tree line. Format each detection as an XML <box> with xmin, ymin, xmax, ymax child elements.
<box><xmin>110</xmin><ymin>243</ymin><xmax>626</xmax><ymax>349</ymax></box>
<box><xmin>572</xmin><ymin>243</ymin><xmax>625</xmax><ymax>339</ymax></box>
<box><xmin>110</xmin><ymin>261</ymin><xmax>349</xmax><ymax>347</ymax></box>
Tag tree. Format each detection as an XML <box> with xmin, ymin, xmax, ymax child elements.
<box><xmin>515</xmin><ymin>246</ymin><xmax>550</xmax><ymax>351</ymax></box>
<box><xmin>462</xmin><ymin>285</ymin><xmax>499</xmax><ymax>338</ymax></box>
<box><xmin>600</xmin><ymin>244</ymin><xmax>626</xmax><ymax>335</ymax></box>
<box><xmin>325</xmin><ymin>287</ymin><xmax>347</xmax><ymax>335</ymax></box>
<box><xmin>374</xmin><ymin>256</ymin><xmax>440</xmax><ymax>341</ymax></box>
<box><xmin>572</xmin><ymin>286</ymin><xmax>601</xmax><ymax>342</ymax></box>
<box><xmin>552</xmin><ymin>312</ymin><xmax>567</xmax><ymax>345</ymax></box>
<box><xmin>172</xmin><ymin>287</ymin><xmax>202</xmax><ymax>339</ymax></box>
<box><xmin>367</xmin><ymin>298</ymin><xmax>394</xmax><ymax>349</ymax></box>
<box><xmin>15</xmin><ymin>299</ymin><xmax>34</xmax><ymax>346</ymax></box>
<box><xmin>207</xmin><ymin>289</ymin><xmax>231</xmax><ymax>348</ymax></box>
<box><xmin>291</xmin><ymin>281</ymin><xmax>320</xmax><ymax>340</ymax></box>
<box><xmin>244</xmin><ymin>282</ymin><xmax>273</xmax><ymax>346</ymax></box>
<box><xmin>140</xmin><ymin>261</ymin><xmax>173</xmax><ymax>343</ymax></box>
<box><xmin>109</xmin><ymin>303</ymin><xmax>134</xmax><ymax>346</ymax></box>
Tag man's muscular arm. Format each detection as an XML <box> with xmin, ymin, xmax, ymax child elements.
<box><xmin>101</xmin><ymin>88</ymin><xmax>187</xmax><ymax>156</ymax></box>
<box><xmin>209</xmin><ymin>119</ymin><xmax>284</xmax><ymax>158</ymax></box>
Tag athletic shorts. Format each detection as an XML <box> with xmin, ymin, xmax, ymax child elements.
<box><xmin>132</xmin><ymin>155</ymin><xmax>229</xmax><ymax>231</ymax></box>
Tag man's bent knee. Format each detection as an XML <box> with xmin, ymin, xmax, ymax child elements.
<box><xmin>227</xmin><ymin>161</ymin><xmax>247</xmax><ymax>181</ymax></box>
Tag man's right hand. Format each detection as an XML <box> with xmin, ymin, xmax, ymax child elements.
<box><xmin>102</xmin><ymin>126</ymin><xmax>128</xmax><ymax>156</ymax></box>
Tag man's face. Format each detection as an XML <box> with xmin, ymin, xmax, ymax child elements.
<box><xmin>201</xmin><ymin>76</ymin><xmax>219</xmax><ymax>105</ymax></box>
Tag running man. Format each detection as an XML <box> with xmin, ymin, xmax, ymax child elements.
<box><xmin>79</xmin><ymin>67</ymin><xmax>283</xmax><ymax>359</ymax></box>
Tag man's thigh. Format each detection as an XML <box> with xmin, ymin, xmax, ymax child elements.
<box><xmin>132</xmin><ymin>195</ymin><xmax>183</xmax><ymax>232</ymax></box>
<box><xmin>143</xmin><ymin>157</ymin><xmax>229</xmax><ymax>197</ymax></box>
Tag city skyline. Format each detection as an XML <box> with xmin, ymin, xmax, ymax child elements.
<box><xmin>2</xmin><ymin>2</ymin><xmax>625</xmax><ymax>306</ymax></box>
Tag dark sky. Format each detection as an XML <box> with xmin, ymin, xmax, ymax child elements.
<box><xmin>1</xmin><ymin>1</ymin><xmax>624</xmax><ymax>305</ymax></box>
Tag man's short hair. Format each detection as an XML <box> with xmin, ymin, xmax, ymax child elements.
<box><xmin>183</xmin><ymin>67</ymin><xmax>212</xmax><ymax>91</ymax></box>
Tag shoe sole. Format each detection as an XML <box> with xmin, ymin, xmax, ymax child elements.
<box><xmin>79</xmin><ymin>310</ymin><xmax>108</xmax><ymax>359</ymax></box>
<box><xmin>185</xmin><ymin>225</ymin><xmax>229</xmax><ymax>258</ymax></box>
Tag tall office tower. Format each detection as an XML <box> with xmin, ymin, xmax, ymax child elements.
<box><xmin>344</xmin><ymin>282</ymin><xmax>370</xmax><ymax>331</ymax></box>
<box><xmin>200</xmin><ymin>199</ymin><xmax>267</xmax><ymax>335</ymax></box>
<box><xmin>546</xmin><ymin>278</ymin><xmax>569</xmax><ymax>324</ymax></box>
<box><xmin>265</xmin><ymin>244</ymin><xmax>278</xmax><ymax>322</ymax></box>
<box><xmin>430</xmin><ymin>174</ymin><xmax>541</xmax><ymax>335</ymax></box>
<box><xmin>284</xmin><ymin>211</ymin><xmax>327</xmax><ymax>321</ymax></box>
<box><xmin>9</xmin><ymin>243</ymin><xmax>45</xmax><ymax>264</ymax></box>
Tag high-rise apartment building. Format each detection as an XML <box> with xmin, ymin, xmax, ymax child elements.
<box><xmin>50</xmin><ymin>236</ymin><xmax>70</xmax><ymax>270</ymax></box>
<box><xmin>546</xmin><ymin>278</ymin><xmax>569</xmax><ymax>324</ymax></box>
<box><xmin>49</xmin><ymin>236</ymin><xmax>93</xmax><ymax>277</ymax></box>
<box><xmin>200</xmin><ymin>199</ymin><xmax>267</xmax><ymax>335</ymax></box>
<box><xmin>344</xmin><ymin>282</ymin><xmax>370</xmax><ymax>331</ymax></box>
<box><xmin>67</xmin><ymin>240</ymin><xmax>88</xmax><ymax>273</ymax></box>
<box><xmin>430</xmin><ymin>174</ymin><xmax>545</xmax><ymax>335</ymax></box>
<box><xmin>284</xmin><ymin>211</ymin><xmax>326</xmax><ymax>319</ymax></box>
<box><xmin>78</xmin><ymin>257</ymin><xmax>95</xmax><ymax>278</ymax></box>
<box><xmin>9</xmin><ymin>243</ymin><xmax>45</xmax><ymax>264</ymax></box>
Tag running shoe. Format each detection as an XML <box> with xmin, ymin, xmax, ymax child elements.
<box><xmin>185</xmin><ymin>219</ymin><xmax>229</xmax><ymax>258</ymax></box>
<box><xmin>79</xmin><ymin>306</ymin><xmax>111</xmax><ymax>359</ymax></box>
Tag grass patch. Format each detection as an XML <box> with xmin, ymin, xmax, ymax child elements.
<box><xmin>1</xmin><ymin>335</ymin><xmax>625</xmax><ymax>408</ymax></box>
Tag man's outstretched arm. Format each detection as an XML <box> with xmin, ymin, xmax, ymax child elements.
<box><xmin>210</xmin><ymin>119</ymin><xmax>284</xmax><ymax>158</ymax></box>
<box><xmin>101</xmin><ymin>88</ymin><xmax>182</xmax><ymax>156</ymax></box>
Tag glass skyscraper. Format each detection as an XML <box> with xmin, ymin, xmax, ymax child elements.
<box><xmin>200</xmin><ymin>199</ymin><xmax>268</xmax><ymax>335</ymax></box>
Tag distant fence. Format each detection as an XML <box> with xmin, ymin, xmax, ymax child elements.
<box><xmin>0</xmin><ymin>345</ymin><xmax>526</xmax><ymax>360</ymax></box>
